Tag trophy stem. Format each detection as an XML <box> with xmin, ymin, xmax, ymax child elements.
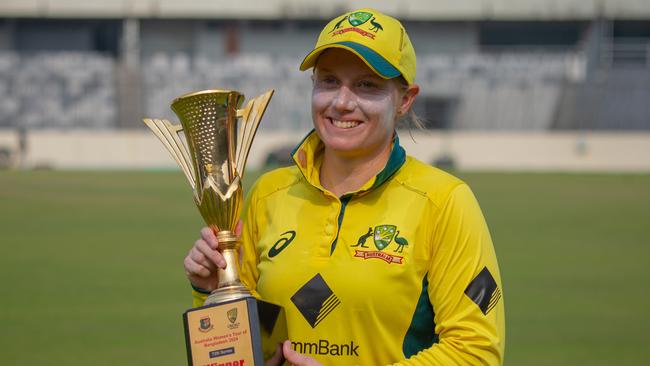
<box><xmin>204</xmin><ymin>230</ymin><xmax>253</xmax><ymax>305</ymax></box>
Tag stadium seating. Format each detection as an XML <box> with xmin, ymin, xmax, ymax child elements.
<box><xmin>1</xmin><ymin>49</ymin><xmax>647</xmax><ymax>131</ymax></box>
<box><xmin>140</xmin><ymin>52</ymin><xmax>579</xmax><ymax>131</ymax></box>
<box><xmin>0</xmin><ymin>52</ymin><xmax>116</xmax><ymax>129</ymax></box>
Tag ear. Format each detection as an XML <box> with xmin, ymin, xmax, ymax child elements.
<box><xmin>398</xmin><ymin>84</ymin><xmax>419</xmax><ymax>116</ymax></box>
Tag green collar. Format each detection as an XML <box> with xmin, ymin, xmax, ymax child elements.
<box><xmin>291</xmin><ymin>129</ymin><xmax>406</xmax><ymax>196</ymax></box>
<box><xmin>374</xmin><ymin>132</ymin><xmax>406</xmax><ymax>189</ymax></box>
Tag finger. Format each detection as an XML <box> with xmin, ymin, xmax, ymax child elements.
<box><xmin>283</xmin><ymin>340</ymin><xmax>321</xmax><ymax>366</ymax></box>
<box><xmin>188</xmin><ymin>246</ymin><xmax>220</xmax><ymax>275</ymax></box>
<box><xmin>264</xmin><ymin>342</ymin><xmax>285</xmax><ymax>366</ymax></box>
<box><xmin>188</xmin><ymin>244</ymin><xmax>212</xmax><ymax>268</ymax></box>
<box><xmin>200</xmin><ymin>227</ymin><xmax>219</xmax><ymax>249</ymax></box>
<box><xmin>183</xmin><ymin>255</ymin><xmax>212</xmax><ymax>278</ymax></box>
<box><xmin>195</xmin><ymin>240</ymin><xmax>226</xmax><ymax>269</ymax></box>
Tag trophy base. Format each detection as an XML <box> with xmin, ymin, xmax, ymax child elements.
<box><xmin>183</xmin><ymin>297</ymin><xmax>287</xmax><ymax>366</ymax></box>
<box><xmin>204</xmin><ymin>284</ymin><xmax>253</xmax><ymax>305</ymax></box>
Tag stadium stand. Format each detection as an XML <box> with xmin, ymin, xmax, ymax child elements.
<box><xmin>0</xmin><ymin>52</ymin><xmax>116</xmax><ymax>129</ymax></box>
<box><xmin>0</xmin><ymin>0</ymin><xmax>648</xmax><ymax>132</ymax></box>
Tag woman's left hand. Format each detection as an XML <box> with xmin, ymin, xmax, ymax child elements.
<box><xmin>282</xmin><ymin>340</ymin><xmax>323</xmax><ymax>366</ymax></box>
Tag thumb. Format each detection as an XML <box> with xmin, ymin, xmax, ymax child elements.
<box><xmin>283</xmin><ymin>340</ymin><xmax>321</xmax><ymax>366</ymax></box>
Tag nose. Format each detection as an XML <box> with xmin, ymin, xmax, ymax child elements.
<box><xmin>333</xmin><ymin>86</ymin><xmax>357</xmax><ymax>112</ymax></box>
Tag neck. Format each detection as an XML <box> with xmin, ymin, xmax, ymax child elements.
<box><xmin>320</xmin><ymin>143</ymin><xmax>392</xmax><ymax>197</ymax></box>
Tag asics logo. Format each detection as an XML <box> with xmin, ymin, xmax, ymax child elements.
<box><xmin>268</xmin><ymin>230</ymin><xmax>296</xmax><ymax>258</ymax></box>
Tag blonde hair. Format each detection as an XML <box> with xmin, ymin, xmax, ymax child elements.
<box><xmin>399</xmin><ymin>109</ymin><xmax>426</xmax><ymax>130</ymax></box>
<box><xmin>395</xmin><ymin>76</ymin><xmax>426</xmax><ymax>131</ymax></box>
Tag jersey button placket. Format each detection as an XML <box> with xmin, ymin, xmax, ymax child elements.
<box><xmin>318</xmin><ymin>196</ymin><xmax>340</xmax><ymax>257</ymax></box>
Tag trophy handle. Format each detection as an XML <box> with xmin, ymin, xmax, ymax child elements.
<box><xmin>143</xmin><ymin>118</ymin><xmax>198</xmax><ymax>197</ymax></box>
<box><xmin>234</xmin><ymin>89</ymin><xmax>274</xmax><ymax>179</ymax></box>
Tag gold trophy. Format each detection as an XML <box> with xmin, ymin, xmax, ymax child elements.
<box><xmin>144</xmin><ymin>89</ymin><xmax>286</xmax><ymax>366</ymax></box>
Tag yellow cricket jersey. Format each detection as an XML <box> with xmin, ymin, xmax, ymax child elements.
<box><xmin>193</xmin><ymin>131</ymin><xmax>505</xmax><ymax>365</ymax></box>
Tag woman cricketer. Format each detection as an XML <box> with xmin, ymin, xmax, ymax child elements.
<box><xmin>184</xmin><ymin>8</ymin><xmax>505</xmax><ymax>366</ymax></box>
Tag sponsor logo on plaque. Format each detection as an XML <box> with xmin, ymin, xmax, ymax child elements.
<box><xmin>227</xmin><ymin>307</ymin><xmax>240</xmax><ymax>330</ymax></box>
<box><xmin>199</xmin><ymin>316</ymin><xmax>213</xmax><ymax>332</ymax></box>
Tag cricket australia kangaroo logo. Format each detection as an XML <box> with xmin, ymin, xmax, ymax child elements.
<box><xmin>226</xmin><ymin>307</ymin><xmax>240</xmax><ymax>329</ymax></box>
<box><xmin>227</xmin><ymin>308</ymin><xmax>238</xmax><ymax>324</ymax></box>
<box><xmin>351</xmin><ymin>225</ymin><xmax>407</xmax><ymax>264</ymax></box>
<box><xmin>331</xmin><ymin>11</ymin><xmax>383</xmax><ymax>40</ymax></box>
<box><xmin>373</xmin><ymin>225</ymin><xmax>396</xmax><ymax>250</ymax></box>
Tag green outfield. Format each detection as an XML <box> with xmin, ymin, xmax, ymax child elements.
<box><xmin>1</xmin><ymin>170</ymin><xmax>648</xmax><ymax>365</ymax></box>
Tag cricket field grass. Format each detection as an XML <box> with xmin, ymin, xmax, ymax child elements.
<box><xmin>1</xmin><ymin>170</ymin><xmax>649</xmax><ymax>365</ymax></box>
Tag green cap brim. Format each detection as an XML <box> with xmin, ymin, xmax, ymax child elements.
<box><xmin>300</xmin><ymin>42</ymin><xmax>401</xmax><ymax>80</ymax></box>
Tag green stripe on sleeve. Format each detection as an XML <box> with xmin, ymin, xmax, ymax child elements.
<box><xmin>402</xmin><ymin>275</ymin><xmax>438</xmax><ymax>358</ymax></box>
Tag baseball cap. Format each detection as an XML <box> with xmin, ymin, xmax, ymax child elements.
<box><xmin>300</xmin><ymin>8</ymin><xmax>417</xmax><ymax>84</ymax></box>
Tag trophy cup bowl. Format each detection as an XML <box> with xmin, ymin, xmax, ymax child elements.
<box><xmin>144</xmin><ymin>89</ymin><xmax>286</xmax><ymax>366</ymax></box>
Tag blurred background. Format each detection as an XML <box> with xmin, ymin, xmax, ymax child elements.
<box><xmin>0</xmin><ymin>0</ymin><xmax>648</xmax><ymax>365</ymax></box>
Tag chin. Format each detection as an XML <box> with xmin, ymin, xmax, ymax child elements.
<box><xmin>322</xmin><ymin>140</ymin><xmax>356</xmax><ymax>153</ymax></box>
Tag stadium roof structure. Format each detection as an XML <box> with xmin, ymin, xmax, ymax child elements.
<box><xmin>0</xmin><ymin>0</ymin><xmax>649</xmax><ymax>20</ymax></box>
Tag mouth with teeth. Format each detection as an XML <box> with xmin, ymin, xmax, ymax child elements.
<box><xmin>330</xmin><ymin>118</ymin><xmax>361</xmax><ymax>129</ymax></box>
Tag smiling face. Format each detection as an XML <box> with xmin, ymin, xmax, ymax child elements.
<box><xmin>311</xmin><ymin>48</ymin><xmax>416</xmax><ymax>160</ymax></box>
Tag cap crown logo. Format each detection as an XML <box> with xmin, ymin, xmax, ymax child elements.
<box><xmin>300</xmin><ymin>8</ymin><xmax>415</xmax><ymax>84</ymax></box>
<box><xmin>348</xmin><ymin>12</ymin><xmax>372</xmax><ymax>26</ymax></box>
